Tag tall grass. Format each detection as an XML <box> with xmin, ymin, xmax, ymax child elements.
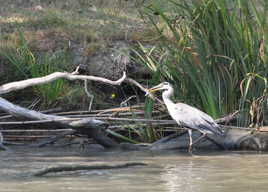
<box><xmin>138</xmin><ymin>0</ymin><xmax>268</xmax><ymax>127</ymax></box>
<box><xmin>0</xmin><ymin>32</ymin><xmax>70</xmax><ymax>106</ymax></box>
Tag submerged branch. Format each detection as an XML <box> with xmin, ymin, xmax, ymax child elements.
<box><xmin>34</xmin><ymin>162</ymin><xmax>147</xmax><ymax>177</ymax></box>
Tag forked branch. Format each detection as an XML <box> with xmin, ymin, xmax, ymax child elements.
<box><xmin>0</xmin><ymin>71</ymin><xmax>126</xmax><ymax>95</ymax></box>
<box><xmin>0</xmin><ymin>70</ymin><xmax>126</xmax><ymax>148</ymax></box>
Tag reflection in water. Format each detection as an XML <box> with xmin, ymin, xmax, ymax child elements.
<box><xmin>161</xmin><ymin>161</ymin><xmax>205</xmax><ymax>192</ymax></box>
<box><xmin>1</xmin><ymin>148</ymin><xmax>268</xmax><ymax>192</ymax></box>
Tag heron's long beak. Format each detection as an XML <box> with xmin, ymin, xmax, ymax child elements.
<box><xmin>148</xmin><ymin>87</ymin><xmax>161</xmax><ymax>93</ymax></box>
<box><xmin>146</xmin><ymin>84</ymin><xmax>163</xmax><ymax>95</ymax></box>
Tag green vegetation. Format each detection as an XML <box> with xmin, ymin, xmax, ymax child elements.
<box><xmin>138</xmin><ymin>0</ymin><xmax>268</xmax><ymax>127</ymax></box>
<box><xmin>0</xmin><ymin>0</ymin><xmax>145</xmax><ymax>108</ymax></box>
<box><xmin>0</xmin><ymin>32</ymin><xmax>71</xmax><ymax>106</ymax></box>
<box><xmin>0</xmin><ymin>0</ymin><xmax>267</xmax><ymax>144</ymax></box>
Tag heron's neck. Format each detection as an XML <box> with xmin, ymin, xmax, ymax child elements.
<box><xmin>162</xmin><ymin>87</ymin><xmax>175</xmax><ymax>107</ymax></box>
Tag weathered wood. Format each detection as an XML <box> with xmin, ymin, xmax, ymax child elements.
<box><xmin>0</xmin><ymin>71</ymin><xmax>126</xmax><ymax>95</ymax></box>
<box><xmin>0</xmin><ymin>111</ymin><xmax>164</xmax><ymax>125</ymax></box>
<box><xmin>0</xmin><ymin>107</ymin><xmax>62</xmax><ymax>120</ymax></box>
<box><xmin>150</xmin><ymin>126</ymin><xmax>265</xmax><ymax>151</ymax></box>
<box><xmin>0</xmin><ymin>97</ymin><xmax>118</xmax><ymax>148</ymax></box>
<box><xmin>30</xmin><ymin>130</ymin><xmax>76</xmax><ymax>147</ymax></box>
<box><xmin>0</xmin><ymin>71</ymin><xmax>128</xmax><ymax>148</ymax></box>
<box><xmin>215</xmin><ymin>111</ymin><xmax>239</xmax><ymax>124</ymax></box>
<box><xmin>1</xmin><ymin>129</ymin><xmax>73</xmax><ymax>132</ymax></box>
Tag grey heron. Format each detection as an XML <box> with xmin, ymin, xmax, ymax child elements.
<box><xmin>147</xmin><ymin>82</ymin><xmax>225</xmax><ymax>152</ymax></box>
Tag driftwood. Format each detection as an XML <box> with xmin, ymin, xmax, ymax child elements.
<box><xmin>150</xmin><ymin>125</ymin><xmax>265</xmax><ymax>151</ymax></box>
<box><xmin>30</xmin><ymin>130</ymin><xmax>76</xmax><ymax>147</ymax></box>
<box><xmin>0</xmin><ymin>71</ymin><xmax>126</xmax><ymax>95</ymax></box>
<box><xmin>0</xmin><ymin>109</ymin><xmax>237</xmax><ymax>126</ymax></box>
<box><xmin>33</xmin><ymin>162</ymin><xmax>147</xmax><ymax>177</ymax></box>
<box><xmin>0</xmin><ymin>70</ymin><xmax>127</xmax><ymax>149</ymax></box>
<box><xmin>0</xmin><ymin>96</ymin><xmax>119</xmax><ymax>148</ymax></box>
<box><xmin>0</xmin><ymin>107</ymin><xmax>62</xmax><ymax>120</ymax></box>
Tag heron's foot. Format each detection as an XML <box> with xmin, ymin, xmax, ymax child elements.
<box><xmin>187</xmin><ymin>132</ymin><xmax>207</xmax><ymax>154</ymax></box>
<box><xmin>188</xmin><ymin>144</ymin><xmax>193</xmax><ymax>154</ymax></box>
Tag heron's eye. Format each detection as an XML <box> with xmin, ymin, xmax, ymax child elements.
<box><xmin>163</xmin><ymin>82</ymin><xmax>169</xmax><ymax>86</ymax></box>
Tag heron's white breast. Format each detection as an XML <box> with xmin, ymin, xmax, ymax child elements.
<box><xmin>166</xmin><ymin>104</ymin><xmax>184</xmax><ymax>124</ymax></box>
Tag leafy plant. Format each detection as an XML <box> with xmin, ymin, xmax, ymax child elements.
<box><xmin>137</xmin><ymin>0</ymin><xmax>268</xmax><ymax>127</ymax></box>
<box><xmin>240</xmin><ymin>73</ymin><xmax>267</xmax><ymax>127</ymax></box>
<box><xmin>0</xmin><ymin>31</ymin><xmax>35</xmax><ymax>79</ymax></box>
<box><xmin>0</xmin><ymin>31</ymin><xmax>70</xmax><ymax>106</ymax></box>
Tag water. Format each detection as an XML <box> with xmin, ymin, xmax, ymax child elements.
<box><xmin>1</xmin><ymin>147</ymin><xmax>268</xmax><ymax>192</ymax></box>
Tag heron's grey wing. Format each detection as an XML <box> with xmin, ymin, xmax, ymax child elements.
<box><xmin>174</xmin><ymin>103</ymin><xmax>224</xmax><ymax>136</ymax></box>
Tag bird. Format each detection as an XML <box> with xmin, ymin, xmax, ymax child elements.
<box><xmin>147</xmin><ymin>82</ymin><xmax>225</xmax><ymax>152</ymax></box>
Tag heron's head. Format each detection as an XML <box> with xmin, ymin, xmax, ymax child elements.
<box><xmin>147</xmin><ymin>82</ymin><xmax>171</xmax><ymax>94</ymax></box>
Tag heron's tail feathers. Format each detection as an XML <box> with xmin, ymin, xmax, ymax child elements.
<box><xmin>199</xmin><ymin>124</ymin><xmax>225</xmax><ymax>137</ymax></box>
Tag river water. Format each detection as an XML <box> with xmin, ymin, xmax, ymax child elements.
<box><xmin>1</xmin><ymin>147</ymin><xmax>268</xmax><ymax>192</ymax></box>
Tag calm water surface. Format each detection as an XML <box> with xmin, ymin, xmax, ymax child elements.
<box><xmin>0</xmin><ymin>147</ymin><xmax>268</xmax><ymax>192</ymax></box>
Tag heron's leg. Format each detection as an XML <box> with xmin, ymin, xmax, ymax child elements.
<box><xmin>192</xmin><ymin>132</ymin><xmax>207</xmax><ymax>146</ymax></box>
<box><xmin>188</xmin><ymin>129</ymin><xmax>193</xmax><ymax>152</ymax></box>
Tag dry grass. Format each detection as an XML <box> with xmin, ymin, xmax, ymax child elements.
<box><xmin>0</xmin><ymin>0</ymin><xmax>147</xmax><ymax>46</ymax></box>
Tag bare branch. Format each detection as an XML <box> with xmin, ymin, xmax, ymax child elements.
<box><xmin>125</xmin><ymin>78</ymin><xmax>164</xmax><ymax>104</ymax></box>
<box><xmin>84</xmin><ymin>80</ymin><xmax>94</xmax><ymax>111</ymax></box>
<box><xmin>215</xmin><ymin>110</ymin><xmax>239</xmax><ymax>124</ymax></box>
<box><xmin>0</xmin><ymin>71</ymin><xmax>126</xmax><ymax>95</ymax></box>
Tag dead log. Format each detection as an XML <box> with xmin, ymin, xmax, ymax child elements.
<box><xmin>30</xmin><ymin>130</ymin><xmax>76</xmax><ymax>147</ymax></box>
<box><xmin>0</xmin><ymin>97</ymin><xmax>118</xmax><ymax>148</ymax></box>
<box><xmin>0</xmin><ymin>70</ymin><xmax>126</xmax><ymax>149</ymax></box>
<box><xmin>0</xmin><ymin>107</ymin><xmax>62</xmax><ymax>120</ymax></box>
<box><xmin>150</xmin><ymin>126</ymin><xmax>266</xmax><ymax>151</ymax></box>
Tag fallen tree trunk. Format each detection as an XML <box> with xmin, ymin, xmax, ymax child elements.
<box><xmin>0</xmin><ymin>97</ymin><xmax>118</xmax><ymax>148</ymax></box>
<box><xmin>0</xmin><ymin>69</ymin><xmax>126</xmax><ymax>149</ymax></box>
<box><xmin>150</xmin><ymin>126</ymin><xmax>265</xmax><ymax>151</ymax></box>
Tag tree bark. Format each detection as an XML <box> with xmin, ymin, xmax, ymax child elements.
<box><xmin>0</xmin><ymin>71</ymin><xmax>126</xmax><ymax>95</ymax></box>
<box><xmin>150</xmin><ymin>126</ymin><xmax>264</xmax><ymax>151</ymax></box>
<box><xmin>0</xmin><ymin>70</ymin><xmax>126</xmax><ymax>149</ymax></box>
<box><xmin>0</xmin><ymin>97</ymin><xmax>118</xmax><ymax>148</ymax></box>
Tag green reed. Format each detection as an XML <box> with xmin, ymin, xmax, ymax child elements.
<box><xmin>138</xmin><ymin>0</ymin><xmax>267</xmax><ymax>127</ymax></box>
<box><xmin>0</xmin><ymin>32</ymin><xmax>70</xmax><ymax>106</ymax></box>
